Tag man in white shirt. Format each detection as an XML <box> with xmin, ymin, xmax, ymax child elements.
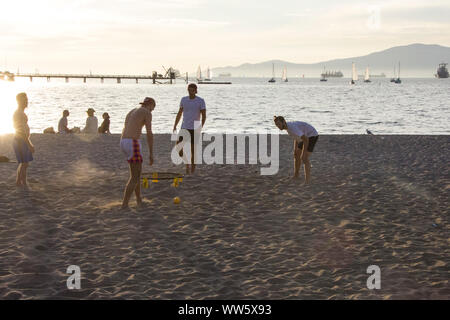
<box><xmin>173</xmin><ymin>83</ymin><xmax>206</xmax><ymax>174</ymax></box>
<box><xmin>82</xmin><ymin>108</ymin><xmax>98</xmax><ymax>134</ymax></box>
<box><xmin>274</xmin><ymin>116</ymin><xmax>319</xmax><ymax>184</ymax></box>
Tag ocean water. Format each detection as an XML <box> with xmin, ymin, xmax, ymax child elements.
<box><xmin>0</xmin><ymin>77</ymin><xmax>448</xmax><ymax>134</ymax></box>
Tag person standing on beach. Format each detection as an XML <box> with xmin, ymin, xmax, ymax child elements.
<box><xmin>274</xmin><ymin>116</ymin><xmax>319</xmax><ymax>184</ymax></box>
<box><xmin>12</xmin><ymin>93</ymin><xmax>35</xmax><ymax>187</ymax></box>
<box><xmin>120</xmin><ymin>97</ymin><xmax>155</xmax><ymax>209</ymax></box>
<box><xmin>81</xmin><ymin>108</ymin><xmax>98</xmax><ymax>134</ymax></box>
<box><xmin>173</xmin><ymin>83</ymin><xmax>206</xmax><ymax>174</ymax></box>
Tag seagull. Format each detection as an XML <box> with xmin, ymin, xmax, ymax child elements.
<box><xmin>366</xmin><ymin>129</ymin><xmax>373</xmax><ymax>135</ymax></box>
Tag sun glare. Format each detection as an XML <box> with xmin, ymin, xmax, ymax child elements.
<box><xmin>0</xmin><ymin>81</ymin><xmax>18</xmax><ymax>134</ymax></box>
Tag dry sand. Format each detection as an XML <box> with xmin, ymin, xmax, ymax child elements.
<box><xmin>0</xmin><ymin>133</ymin><xmax>448</xmax><ymax>299</ymax></box>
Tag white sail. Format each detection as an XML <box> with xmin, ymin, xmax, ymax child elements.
<box><xmin>282</xmin><ymin>66</ymin><xmax>287</xmax><ymax>81</ymax></box>
<box><xmin>365</xmin><ymin>67</ymin><xmax>370</xmax><ymax>81</ymax></box>
<box><xmin>352</xmin><ymin>62</ymin><xmax>358</xmax><ymax>81</ymax></box>
<box><xmin>272</xmin><ymin>63</ymin><xmax>275</xmax><ymax>78</ymax></box>
<box><xmin>206</xmin><ymin>67</ymin><xmax>211</xmax><ymax>80</ymax></box>
<box><xmin>196</xmin><ymin>66</ymin><xmax>202</xmax><ymax>80</ymax></box>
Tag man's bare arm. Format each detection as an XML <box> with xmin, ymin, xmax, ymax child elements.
<box><xmin>173</xmin><ymin>107</ymin><xmax>183</xmax><ymax>131</ymax></box>
<box><xmin>201</xmin><ymin>109</ymin><xmax>206</xmax><ymax>127</ymax></box>
<box><xmin>145</xmin><ymin>113</ymin><xmax>154</xmax><ymax>165</ymax></box>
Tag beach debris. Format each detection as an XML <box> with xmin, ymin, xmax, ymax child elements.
<box><xmin>432</xmin><ymin>223</ymin><xmax>438</xmax><ymax>228</ymax></box>
<box><xmin>43</xmin><ymin>127</ymin><xmax>55</xmax><ymax>134</ymax></box>
<box><xmin>366</xmin><ymin>129</ymin><xmax>373</xmax><ymax>135</ymax></box>
<box><xmin>173</xmin><ymin>196</ymin><xmax>181</xmax><ymax>204</ymax></box>
<box><xmin>0</xmin><ymin>155</ymin><xmax>10</xmax><ymax>163</ymax></box>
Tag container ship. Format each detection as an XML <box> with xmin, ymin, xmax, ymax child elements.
<box><xmin>320</xmin><ymin>70</ymin><xmax>343</xmax><ymax>78</ymax></box>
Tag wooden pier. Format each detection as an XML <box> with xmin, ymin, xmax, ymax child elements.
<box><xmin>11</xmin><ymin>71</ymin><xmax>188</xmax><ymax>84</ymax></box>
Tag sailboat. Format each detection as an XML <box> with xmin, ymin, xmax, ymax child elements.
<box><xmin>320</xmin><ymin>66</ymin><xmax>327</xmax><ymax>81</ymax></box>
<box><xmin>351</xmin><ymin>62</ymin><xmax>357</xmax><ymax>84</ymax></box>
<box><xmin>364</xmin><ymin>67</ymin><xmax>371</xmax><ymax>83</ymax></box>
<box><xmin>204</xmin><ymin>67</ymin><xmax>211</xmax><ymax>81</ymax></box>
<box><xmin>197</xmin><ymin>65</ymin><xmax>232</xmax><ymax>85</ymax></box>
<box><xmin>282</xmin><ymin>66</ymin><xmax>288</xmax><ymax>82</ymax></box>
<box><xmin>394</xmin><ymin>62</ymin><xmax>401</xmax><ymax>84</ymax></box>
<box><xmin>268</xmin><ymin>63</ymin><xmax>276</xmax><ymax>82</ymax></box>
<box><xmin>390</xmin><ymin>65</ymin><xmax>396</xmax><ymax>82</ymax></box>
<box><xmin>196</xmin><ymin>65</ymin><xmax>202</xmax><ymax>81</ymax></box>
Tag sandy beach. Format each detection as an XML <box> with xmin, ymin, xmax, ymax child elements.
<box><xmin>0</xmin><ymin>133</ymin><xmax>448</xmax><ymax>299</ymax></box>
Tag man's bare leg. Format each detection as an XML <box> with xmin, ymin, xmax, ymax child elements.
<box><xmin>16</xmin><ymin>164</ymin><xmax>22</xmax><ymax>186</ymax></box>
<box><xmin>294</xmin><ymin>148</ymin><xmax>302</xmax><ymax>179</ymax></box>
<box><xmin>190</xmin><ymin>143</ymin><xmax>196</xmax><ymax>174</ymax></box>
<box><xmin>122</xmin><ymin>162</ymin><xmax>142</xmax><ymax>209</ymax></box>
<box><xmin>21</xmin><ymin>163</ymin><xmax>29</xmax><ymax>186</ymax></box>
<box><xmin>303</xmin><ymin>152</ymin><xmax>312</xmax><ymax>184</ymax></box>
<box><xmin>134</xmin><ymin>164</ymin><xmax>143</xmax><ymax>207</ymax></box>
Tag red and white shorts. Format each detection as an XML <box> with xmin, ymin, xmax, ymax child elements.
<box><xmin>120</xmin><ymin>138</ymin><xmax>143</xmax><ymax>163</ymax></box>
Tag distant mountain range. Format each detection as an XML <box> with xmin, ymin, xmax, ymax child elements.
<box><xmin>211</xmin><ymin>44</ymin><xmax>450</xmax><ymax>78</ymax></box>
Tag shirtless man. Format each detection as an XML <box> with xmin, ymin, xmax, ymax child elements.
<box><xmin>120</xmin><ymin>97</ymin><xmax>155</xmax><ymax>209</ymax></box>
<box><xmin>274</xmin><ymin>116</ymin><xmax>319</xmax><ymax>184</ymax></box>
<box><xmin>13</xmin><ymin>93</ymin><xmax>35</xmax><ymax>187</ymax></box>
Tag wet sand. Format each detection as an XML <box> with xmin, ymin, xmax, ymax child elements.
<box><xmin>0</xmin><ymin>133</ymin><xmax>448</xmax><ymax>299</ymax></box>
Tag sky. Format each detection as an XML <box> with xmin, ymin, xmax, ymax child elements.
<box><xmin>1</xmin><ymin>0</ymin><xmax>450</xmax><ymax>74</ymax></box>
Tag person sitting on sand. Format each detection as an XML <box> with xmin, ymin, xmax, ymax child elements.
<box><xmin>173</xmin><ymin>83</ymin><xmax>206</xmax><ymax>174</ymax></box>
<box><xmin>12</xmin><ymin>92</ymin><xmax>35</xmax><ymax>187</ymax></box>
<box><xmin>120</xmin><ymin>97</ymin><xmax>155</xmax><ymax>209</ymax></box>
<box><xmin>81</xmin><ymin>108</ymin><xmax>98</xmax><ymax>134</ymax></box>
<box><xmin>274</xmin><ymin>116</ymin><xmax>319</xmax><ymax>184</ymax></box>
<box><xmin>58</xmin><ymin>109</ymin><xmax>75</xmax><ymax>133</ymax></box>
<box><xmin>98</xmin><ymin>112</ymin><xmax>111</xmax><ymax>134</ymax></box>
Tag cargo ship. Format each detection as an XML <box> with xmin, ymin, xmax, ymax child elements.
<box><xmin>320</xmin><ymin>70</ymin><xmax>343</xmax><ymax>78</ymax></box>
<box><xmin>436</xmin><ymin>63</ymin><xmax>449</xmax><ymax>78</ymax></box>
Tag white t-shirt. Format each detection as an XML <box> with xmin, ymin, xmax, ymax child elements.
<box><xmin>286</xmin><ymin>121</ymin><xmax>318</xmax><ymax>141</ymax></box>
<box><xmin>180</xmin><ymin>96</ymin><xmax>206</xmax><ymax>130</ymax></box>
<box><xmin>58</xmin><ymin>117</ymin><xmax>68</xmax><ymax>133</ymax></box>
<box><xmin>82</xmin><ymin>116</ymin><xmax>98</xmax><ymax>134</ymax></box>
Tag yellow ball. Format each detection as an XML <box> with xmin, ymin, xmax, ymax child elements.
<box><xmin>173</xmin><ymin>197</ymin><xmax>181</xmax><ymax>204</ymax></box>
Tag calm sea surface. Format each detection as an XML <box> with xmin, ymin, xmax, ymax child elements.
<box><xmin>0</xmin><ymin>77</ymin><xmax>448</xmax><ymax>134</ymax></box>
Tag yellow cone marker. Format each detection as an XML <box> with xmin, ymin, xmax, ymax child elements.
<box><xmin>152</xmin><ymin>172</ymin><xmax>159</xmax><ymax>183</ymax></box>
<box><xmin>142</xmin><ymin>178</ymin><xmax>149</xmax><ymax>189</ymax></box>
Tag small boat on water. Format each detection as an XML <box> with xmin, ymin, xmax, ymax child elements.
<box><xmin>350</xmin><ymin>62</ymin><xmax>357</xmax><ymax>84</ymax></box>
<box><xmin>390</xmin><ymin>65</ymin><xmax>396</xmax><ymax>82</ymax></box>
<box><xmin>364</xmin><ymin>67</ymin><xmax>371</xmax><ymax>83</ymax></box>
<box><xmin>320</xmin><ymin>67</ymin><xmax>328</xmax><ymax>81</ymax></box>
<box><xmin>282</xmin><ymin>66</ymin><xmax>288</xmax><ymax>82</ymax></box>
<box><xmin>268</xmin><ymin>63</ymin><xmax>276</xmax><ymax>83</ymax></box>
<box><xmin>197</xmin><ymin>65</ymin><xmax>231</xmax><ymax>84</ymax></box>
<box><xmin>436</xmin><ymin>63</ymin><xmax>449</xmax><ymax>78</ymax></box>
<box><xmin>196</xmin><ymin>65</ymin><xmax>203</xmax><ymax>82</ymax></box>
<box><xmin>393</xmin><ymin>62</ymin><xmax>401</xmax><ymax>84</ymax></box>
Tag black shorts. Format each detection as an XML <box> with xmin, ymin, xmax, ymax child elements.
<box><xmin>177</xmin><ymin>129</ymin><xmax>195</xmax><ymax>157</ymax></box>
<box><xmin>298</xmin><ymin>135</ymin><xmax>319</xmax><ymax>152</ymax></box>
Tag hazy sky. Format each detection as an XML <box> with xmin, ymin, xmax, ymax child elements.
<box><xmin>2</xmin><ymin>0</ymin><xmax>450</xmax><ymax>74</ymax></box>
